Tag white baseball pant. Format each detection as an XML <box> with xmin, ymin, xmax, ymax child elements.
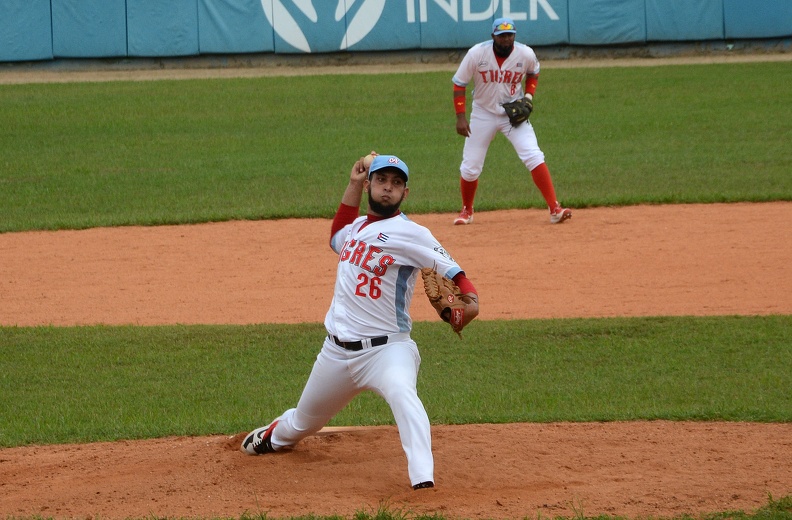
<box><xmin>269</xmin><ymin>335</ymin><xmax>434</xmax><ymax>487</ymax></box>
<box><xmin>461</xmin><ymin>109</ymin><xmax>546</xmax><ymax>180</ymax></box>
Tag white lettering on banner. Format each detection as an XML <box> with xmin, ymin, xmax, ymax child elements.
<box><xmin>407</xmin><ymin>0</ymin><xmax>559</xmax><ymax>23</ymax></box>
<box><xmin>407</xmin><ymin>0</ymin><xmax>415</xmax><ymax>22</ymax></box>
<box><xmin>463</xmin><ymin>1</ymin><xmax>496</xmax><ymax>22</ymax></box>
<box><xmin>434</xmin><ymin>0</ymin><xmax>458</xmax><ymax>21</ymax></box>
<box><xmin>502</xmin><ymin>0</ymin><xmax>527</xmax><ymax>21</ymax></box>
<box><xmin>263</xmin><ymin>0</ymin><xmax>559</xmax><ymax>53</ymax></box>
<box><xmin>476</xmin><ymin>0</ymin><xmax>559</xmax><ymax>22</ymax></box>
<box><xmin>530</xmin><ymin>0</ymin><xmax>559</xmax><ymax>21</ymax></box>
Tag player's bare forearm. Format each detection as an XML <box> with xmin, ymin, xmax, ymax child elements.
<box><xmin>455</xmin><ymin>113</ymin><xmax>471</xmax><ymax>137</ymax></box>
<box><xmin>340</xmin><ymin>157</ymin><xmax>369</xmax><ymax>207</ymax></box>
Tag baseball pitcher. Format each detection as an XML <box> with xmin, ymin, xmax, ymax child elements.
<box><xmin>241</xmin><ymin>153</ymin><xmax>479</xmax><ymax>490</ymax></box>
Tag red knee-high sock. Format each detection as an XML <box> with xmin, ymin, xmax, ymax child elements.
<box><xmin>530</xmin><ymin>163</ymin><xmax>558</xmax><ymax>208</ymax></box>
<box><xmin>460</xmin><ymin>178</ymin><xmax>478</xmax><ymax>210</ymax></box>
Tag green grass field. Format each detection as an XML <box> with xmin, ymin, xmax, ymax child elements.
<box><xmin>1</xmin><ymin>60</ymin><xmax>790</xmax><ymax>520</ymax></box>
<box><xmin>1</xmin><ymin>61</ymin><xmax>790</xmax><ymax>232</ymax></box>
<box><xmin>2</xmin><ymin>316</ymin><xmax>789</xmax><ymax>448</ymax></box>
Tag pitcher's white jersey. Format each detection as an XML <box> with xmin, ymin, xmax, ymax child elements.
<box><xmin>326</xmin><ymin>213</ymin><xmax>462</xmax><ymax>341</ymax></box>
<box><xmin>452</xmin><ymin>40</ymin><xmax>540</xmax><ymax>115</ymax></box>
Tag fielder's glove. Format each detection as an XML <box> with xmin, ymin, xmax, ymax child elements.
<box><xmin>420</xmin><ymin>267</ymin><xmax>470</xmax><ymax>337</ymax></box>
<box><xmin>501</xmin><ymin>97</ymin><xmax>533</xmax><ymax>127</ymax></box>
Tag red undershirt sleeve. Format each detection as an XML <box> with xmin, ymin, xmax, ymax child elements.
<box><xmin>453</xmin><ymin>272</ymin><xmax>478</xmax><ymax>297</ymax></box>
<box><xmin>330</xmin><ymin>203</ymin><xmax>360</xmax><ymax>242</ymax></box>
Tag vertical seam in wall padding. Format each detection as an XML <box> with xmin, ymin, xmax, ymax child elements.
<box><xmin>268</xmin><ymin>0</ymin><xmax>275</xmax><ymax>54</ymax></box>
<box><xmin>721</xmin><ymin>0</ymin><xmax>726</xmax><ymax>40</ymax></box>
<box><xmin>195</xmin><ymin>0</ymin><xmax>201</xmax><ymax>55</ymax></box>
<box><xmin>418</xmin><ymin>4</ymin><xmax>422</xmax><ymax>49</ymax></box>
<box><xmin>125</xmin><ymin>0</ymin><xmax>129</xmax><ymax>56</ymax></box>
<box><xmin>49</xmin><ymin>0</ymin><xmax>54</xmax><ymax>57</ymax></box>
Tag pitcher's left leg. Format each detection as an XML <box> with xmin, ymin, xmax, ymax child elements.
<box><xmin>362</xmin><ymin>341</ymin><xmax>434</xmax><ymax>488</ymax></box>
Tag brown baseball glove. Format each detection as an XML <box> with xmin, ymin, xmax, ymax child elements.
<box><xmin>420</xmin><ymin>267</ymin><xmax>468</xmax><ymax>337</ymax></box>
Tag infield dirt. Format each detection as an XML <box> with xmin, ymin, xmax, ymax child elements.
<box><xmin>1</xmin><ymin>203</ymin><xmax>790</xmax><ymax>520</ymax></box>
<box><xmin>0</xmin><ymin>54</ymin><xmax>790</xmax><ymax>520</ymax></box>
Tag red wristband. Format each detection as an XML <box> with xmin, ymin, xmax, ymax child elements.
<box><xmin>453</xmin><ymin>85</ymin><xmax>466</xmax><ymax>114</ymax></box>
<box><xmin>525</xmin><ymin>75</ymin><xmax>538</xmax><ymax>97</ymax></box>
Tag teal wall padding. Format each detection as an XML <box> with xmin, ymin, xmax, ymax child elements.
<box><xmin>0</xmin><ymin>0</ymin><xmax>789</xmax><ymax>63</ymax></box>
<box><xmin>646</xmin><ymin>0</ymin><xmax>724</xmax><ymax>41</ymax></box>
<box><xmin>51</xmin><ymin>0</ymin><xmax>127</xmax><ymax>58</ymax></box>
<box><xmin>341</xmin><ymin>0</ymin><xmax>420</xmax><ymax>52</ymax></box>
<box><xmin>126</xmin><ymin>0</ymin><xmax>199</xmax><ymax>57</ymax></box>
<box><xmin>723</xmin><ymin>0</ymin><xmax>792</xmax><ymax>39</ymax></box>
<box><xmin>199</xmin><ymin>0</ymin><xmax>273</xmax><ymax>54</ymax></box>
<box><xmin>0</xmin><ymin>0</ymin><xmax>53</xmax><ymax>62</ymax></box>
<box><xmin>568</xmin><ymin>0</ymin><xmax>646</xmax><ymax>45</ymax></box>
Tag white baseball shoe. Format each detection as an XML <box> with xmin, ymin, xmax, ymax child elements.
<box><xmin>240</xmin><ymin>419</ymin><xmax>280</xmax><ymax>455</ymax></box>
<box><xmin>550</xmin><ymin>203</ymin><xmax>572</xmax><ymax>224</ymax></box>
<box><xmin>453</xmin><ymin>207</ymin><xmax>473</xmax><ymax>225</ymax></box>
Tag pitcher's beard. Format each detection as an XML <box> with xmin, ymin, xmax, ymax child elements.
<box><xmin>368</xmin><ymin>192</ymin><xmax>404</xmax><ymax>217</ymax></box>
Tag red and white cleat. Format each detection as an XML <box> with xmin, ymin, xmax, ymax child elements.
<box><xmin>453</xmin><ymin>207</ymin><xmax>474</xmax><ymax>225</ymax></box>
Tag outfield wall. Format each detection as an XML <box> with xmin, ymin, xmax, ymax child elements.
<box><xmin>1</xmin><ymin>0</ymin><xmax>790</xmax><ymax>62</ymax></box>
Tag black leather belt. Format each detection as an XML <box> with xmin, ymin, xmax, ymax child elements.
<box><xmin>330</xmin><ymin>335</ymin><xmax>388</xmax><ymax>351</ymax></box>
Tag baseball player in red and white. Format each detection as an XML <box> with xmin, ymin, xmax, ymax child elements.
<box><xmin>242</xmin><ymin>153</ymin><xmax>479</xmax><ymax>491</ymax></box>
<box><xmin>452</xmin><ymin>17</ymin><xmax>572</xmax><ymax>225</ymax></box>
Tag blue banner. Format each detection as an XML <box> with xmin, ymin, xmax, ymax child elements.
<box><xmin>417</xmin><ymin>0</ymin><xmax>569</xmax><ymax>49</ymax></box>
<box><xmin>342</xmin><ymin>1</ymin><xmax>420</xmax><ymax>52</ymax></box>
<box><xmin>0</xmin><ymin>0</ymin><xmax>790</xmax><ymax>63</ymax></box>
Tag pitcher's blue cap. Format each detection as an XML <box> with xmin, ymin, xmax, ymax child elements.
<box><xmin>492</xmin><ymin>17</ymin><xmax>516</xmax><ymax>35</ymax></box>
<box><xmin>369</xmin><ymin>155</ymin><xmax>409</xmax><ymax>182</ymax></box>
